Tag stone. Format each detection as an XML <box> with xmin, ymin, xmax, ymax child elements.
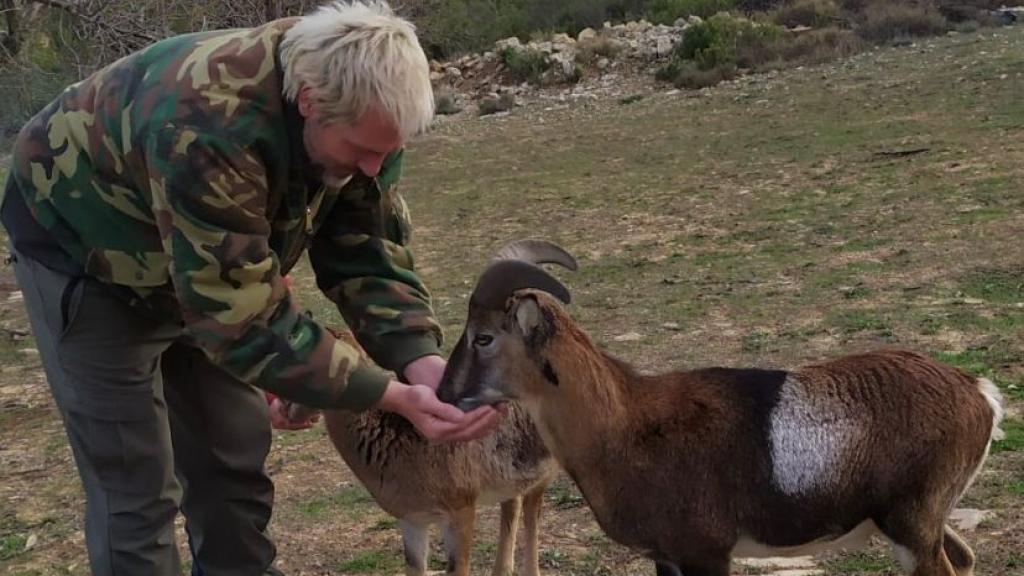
<box><xmin>551</xmin><ymin>32</ymin><xmax>575</xmax><ymax>45</ymax></box>
<box><xmin>949</xmin><ymin>508</ymin><xmax>993</xmax><ymax>531</ymax></box>
<box><xmin>495</xmin><ymin>36</ymin><xmax>521</xmax><ymax>52</ymax></box>
<box><xmin>578</xmin><ymin>27</ymin><xmax>598</xmax><ymax>42</ymax></box>
<box><xmin>656</xmin><ymin>35</ymin><xmax>674</xmax><ymax>57</ymax></box>
<box><xmin>444</xmin><ymin>67</ymin><xmax>462</xmax><ymax>80</ymax></box>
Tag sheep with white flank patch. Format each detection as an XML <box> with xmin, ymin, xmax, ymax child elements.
<box><xmin>439</xmin><ymin>239</ymin><xmax>1004</xmax><ymax>576</ymax></box>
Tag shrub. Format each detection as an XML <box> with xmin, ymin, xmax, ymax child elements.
<box><xmin>500</xmin><ymin>47</ymin><xmax>552</xmax><ymax>85</ymax></box>
<box><xmin>576</xmin><ymin>36</ymin><xmax>621</xmax><ymax>62</ymax></box>
<box><xmin>771</xmin><ymin>0</ymin><xmax>842</xmax><ymax>28</ymax></box>
<box><xmin>434</xmin><ymin>91</ymin><xmax>462</xmax><ymax>115</ymax></box>
<box><xmin>477</xmin><ymin>93</ymin><xmax>516</xmax><ymax>116</ymax></box>
<box><xmin>856</xmin><ymin>1</ymin><xmax>949</xmax><ymax>43</ymax></box>
<box><xmin>644</xmin><ymin>0</ymin><xmax>737</xmax><ymax>24</ymax></box>
<box><xmin>676</xmin><ymin>13</ymin><xmax>784</xmax><ymax>70</ymax></box>
<box><xmin>778</xmin><ymin>26</ymin><xmax>864</xmax><ymax>63</ymax></box>
<box><xmin>671</xmin><ymin>59</ymin><xmax>738</xmax><ymax>87</ymax></box>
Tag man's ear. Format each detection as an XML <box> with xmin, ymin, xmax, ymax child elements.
<box><xmin>297</xmin><ymin>85</ymin><xmax>315</xmax><ymax>118</ymax></box>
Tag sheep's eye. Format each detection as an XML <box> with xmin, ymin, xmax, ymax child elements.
<box><xmin>473</xmin><ymin>334</ymin><xmax>494</xmax><ymax>347</ymax></box>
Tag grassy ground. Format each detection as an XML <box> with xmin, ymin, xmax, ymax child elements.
<box><xmin>1</xmin><ymin>25</ymin><xmax>1023</xmax><ymax>576</ymax></box>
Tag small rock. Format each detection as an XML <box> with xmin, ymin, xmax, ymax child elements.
<box><xmin>495</xmin><ymin>36</ymin><xmax>521</xmax><ymax>52</ymax></box>
<box><xmin>661</xmin><ymin>322</ymin><xmax>682</xmax><ymax>331</ymax></box>
<box><xmin>25</xmin><ymin>533</ymin><xmax>37</xmax><ymax>551</ymax></box>
<box><xmin>687</xmin><ymin>15</ymin><xmax>704</xmax><ymax>26</ymax></box>
<box><xmin>551</xmin><ymin>32</ymin><xmax>575</xmax><ymax>45</ymax></box>
<box><xmin>742</xmin><ymin>557</ymin><xmax>817</xmax><ymax>569</ymax></box>
<box><xmin>949</xmin><ymin>508</ymin><xmax>992</xmax><ymax>531</ymax></box>
<box><xmin>596</xmin><ymin>57</ymin><xmax>610</xmax><ymax>70</ymax></box>
<box><xmin>444</xmin><ymin>66</ymin><xmax>462</xmax><ymax>80</ymax></box>
<box><xmin>613</xmin><ymin>332</ymin><xmax>643</xmax><ymax>342</ymax></box>
<box><xmin>674</xmin><ymin>17</ymin><xmax>688</xmax><ymax>27</ymax></box>
<box><xmin>7</xmin><ymin>291</ymin><xmax>23</xmax><ymax>303</ymax></box>
<box><xmin>656</xmin><ymin>35</ymin><xmax>674</xmax><ymax>57</ymax></box>
<box><xmin>578</xmin><ymin>27</ymin><xmax>598</xmax><ymax>42</ymax></box>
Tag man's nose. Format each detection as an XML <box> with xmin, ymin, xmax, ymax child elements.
<box><xmin>358</xmin><ymin>154</ymin><xmax>385</xmax><ymax>177</ymax></box>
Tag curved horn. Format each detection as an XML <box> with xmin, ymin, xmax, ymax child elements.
<box><xmin>470</xmin><ymin>260</ymin><xmax>571</xmax><ymax>310</ymax></box>
<box><xmin>491</xmin><ymin>239</ymin><xmax>578</xmax><ymax>271</ymax></box>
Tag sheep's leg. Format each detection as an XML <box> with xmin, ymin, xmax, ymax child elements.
<box><xmin>655</xmin><ymin>561</ymin><xmax>681</xmax><ymax>576</ymax></box>
<box><xmin>520</xmin><ymin>485</ymin><xmax>546</xmax><ymax>576</ymax></box>
<box><xmin>399</xmin><ymin>518</ymin><xmax>430</xmax><ymax>576</ymax></box>
<box><xmin>492</xmin><ymin>497</ymin><xmax>522</xmax><ymax>576</ymax></box>
<box><xmin>942</xmin><ymin>524</ymin><xmax>975</xmax><ymax>576</ymax></box>
<box><xmin>877</xmin><ymin>512</ymin><xmax>956</xmax><ymax>576</ymax></box>
<box><xmin>443</xmin><ymin>506</ymin><xmax>476</xmax><ymax>576</ymax></box>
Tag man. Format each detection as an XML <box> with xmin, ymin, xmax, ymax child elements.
<box><xmin>0</xmin><ymin>2</ymin><xmax>500</xmax><ymax>574</ymax></box>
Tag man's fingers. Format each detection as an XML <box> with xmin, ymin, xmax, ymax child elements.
<box><xmin>420</xmin><ymin>395</ymin><xmax>467</xmax><ymax>423</ymax></box>
<box><xmin>442</xmin><ymin>409</ymin><xmax>502</xmax><ymax>443</ymax></box>
<box><xmin>420</xmin><ymin>406</ymin><xmax>501</xmax><ymax>443</ymax></box>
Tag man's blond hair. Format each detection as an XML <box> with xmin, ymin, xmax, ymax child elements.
<box><xmin>280</xmin><ymin>1</ymin><xmax>433</xmax><ymax>138</ymax></box>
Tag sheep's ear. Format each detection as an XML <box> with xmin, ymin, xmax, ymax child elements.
<box><xmin>511</xmin><ymin>295</ymin><xmax>546</xmax><ymax>345</ymax></box>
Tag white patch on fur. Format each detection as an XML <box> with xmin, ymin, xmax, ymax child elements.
<box><xmin>769</xmin><ymin>376</ymin><xmax>862</xmax><ymax>496</ymax></box>
<box><xmin>732</xmin><ymin>520</ymin><xmax>879</xmax><ymax>558</ymax></box>
<box><xmin>955</xmin><ymin>377</ymin><xmax>1008</xmax><ymax>505</ymax></box>
<box><xmin>977</xmin><ymin>378</ymin><xmax>1005</xmax><ymax>441</ymax></box>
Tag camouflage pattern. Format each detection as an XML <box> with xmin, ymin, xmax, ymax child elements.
<box><xmin>5</xmin><ymin>19</ymin><xmax>442</xmax><ymax>411</ymax></box>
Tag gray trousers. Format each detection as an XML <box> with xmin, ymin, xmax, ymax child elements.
<box><xmin>12</xmin><ymin>251</ymin><xmax>277</xmax><ymax>576</ymax></box>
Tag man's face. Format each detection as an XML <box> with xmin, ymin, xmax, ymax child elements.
<box><xmin>298</xmin><ymin>88</ymin><xmax>402</xmax><ymax>185</ymax></box>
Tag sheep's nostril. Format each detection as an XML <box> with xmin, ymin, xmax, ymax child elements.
<box><xmin>456</xmin><ymin>396</ymin><xmax>483</xmax><ymax>412</ymax></box>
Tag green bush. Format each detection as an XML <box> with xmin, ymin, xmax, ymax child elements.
<box><xmin>576</xmin><ymin>36</ymin><xmax>622</xmax><ymax>62</ymax></box>
<box><xmin>778</xmin><ymin>26</ymin><xmax>864</xmax><ymax>63</ymax></box>
<box><xmin>771</xmin><ymin>0</ymin><xmax>842</xmax><ymax>28</ymax></box>
<box><xmin>670</xmin><ymin>59</ymin><xmax>738</xmax><ymax>87</ymax></box>
<box><xmin>434</xmin><ymin>91</ymin><xmax>463</xmax><ymax>115</ymax></box>
<box><xmin>856</xmin><ymin>1</ymin><xmax>949</xmax><ymax>43</ymax></box>
<box><xmin>676</xmin><ymin>13</ymin><xmax>784</xmax><ymax>70</ymax></box>
<box><xmin>644</xmin><ymin>0</ymin><xmax>736</xmax><ymax>24</ymax></box>
<box><xmin>478</xmin><ymin>93</ymin><xmax>516</xmax><ymax>116</ymax></box>
<box><xmin>500</xmin><ymin>47</ymin><xmax>552</xmax><ymax>84</ymax></box>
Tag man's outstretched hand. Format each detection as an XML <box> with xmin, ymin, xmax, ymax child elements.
<box><xmin>380</xmin><ymin>354</ymin><xmax>503</xmax><ymax>443</ymax></box>
<box><xmin>376</xmin><ymin>380</ymin><xmax>502</xmax><ymax>443</ymax></box>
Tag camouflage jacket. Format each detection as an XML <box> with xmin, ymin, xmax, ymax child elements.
<box><xmin>5</xmin><ymin>19</ymin><xmax>442</xmax><ymax>411</ymax></box>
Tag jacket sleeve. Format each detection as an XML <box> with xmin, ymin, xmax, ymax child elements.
<box><xmin>145</xmin><ymin>125</ymin><xmax>390</xmax><ymax>411</ymax></box>
<box><xmin>308</xmin><ymin>149</ymin><xmax>443</xmax><ymax>377</ymax></box>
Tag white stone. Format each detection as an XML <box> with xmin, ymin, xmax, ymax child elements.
<box><xmin>578</xmin><ymin>27</ymin><xmax>598</xmax><ymax>42</ymax></box>
<box><xmin>551</xmin><ymin>32</ymin><xmax>575</xmax><ymax>45</ymax></box>
<box><xmin>656</xmin><ymin>35</ymin><xmax>674</xmax><ymax>57</ymax></box>
<box><xmin>949</xmin><ymin>508</ymin><xmax>993</xmax><ymax>531</ymax></box>
<box><xmin>495</xmin><ymin>36</ymin><xmax>521</xmax><ymax>51</ymax></box>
